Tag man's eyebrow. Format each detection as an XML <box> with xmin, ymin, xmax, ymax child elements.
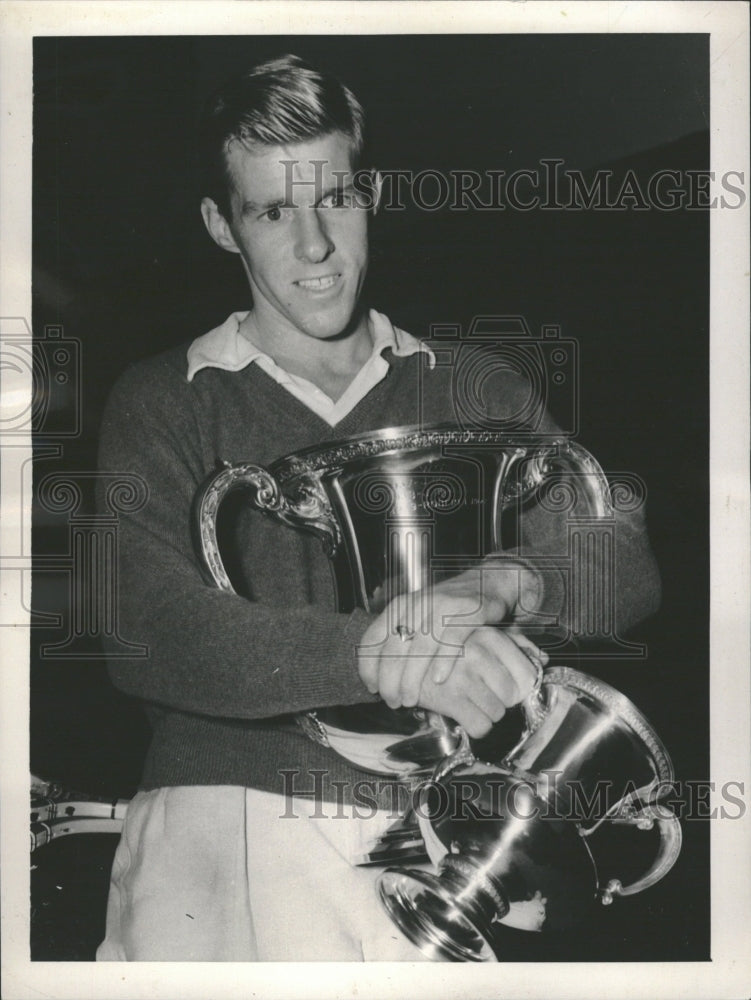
<box><xmin>241</xmin><ymin>179</ymin><xmax>355</xmax><ymax>215</ymax></box>
<box><xmin>241</xmin><ymin>197</ymin><xmax>289</xmax><ymax>215</ymax></box>
<box><xmin>315</xmin><ymin>179</ymin><xmax>355</xmax><ymax>202</ymax></box>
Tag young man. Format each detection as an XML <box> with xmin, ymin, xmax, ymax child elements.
<box><xmin>96</xmin><ymin>55</ymin><xmax>660</xmax><ymax>961</ymax></box>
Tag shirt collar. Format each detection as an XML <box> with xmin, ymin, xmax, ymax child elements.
<box><xmin>186</xmin><ymin>309</ymin><xmax>435</xmax><ymax>382</ymax></box>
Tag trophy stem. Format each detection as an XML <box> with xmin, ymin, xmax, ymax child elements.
<box><xmin>377</xmin><ymin>854</ymin><xmax>509</xmax><ymax>962</ymax></box>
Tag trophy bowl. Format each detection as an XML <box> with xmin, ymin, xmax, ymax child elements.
<box><xmin>194</xmin><ymin>423</ymin><xmax>614</xmax><ymax>775</ymax></box>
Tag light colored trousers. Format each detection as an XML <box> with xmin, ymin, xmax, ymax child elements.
<box><xmin>96</xmin><ymin>785</ymin><xmax>427</xmax><ymax>962</ymax></box>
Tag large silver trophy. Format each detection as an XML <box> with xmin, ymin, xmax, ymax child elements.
<box><xmin>195</xmin><ymin>424</ymin><xmax>681</xmax><ymax>961</ymax></box>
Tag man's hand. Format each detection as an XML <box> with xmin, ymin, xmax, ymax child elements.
<box><xmin>356</xmin><ymin>561</ymin><xmax>546</xmax><ymax>715</ymax></box>
<box><xmin>410</xmin><ymin>628</ymin><xmax>541</xmax><ymax>738</ymax></box>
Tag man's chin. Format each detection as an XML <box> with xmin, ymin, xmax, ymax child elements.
<box><xmin>302</xmin><ymin>306</ymin><xmax>365</xmax><ymax>343</ymax></box>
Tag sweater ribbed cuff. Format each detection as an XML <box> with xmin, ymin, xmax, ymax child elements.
<box><xmin>482</xmin><ymin>547</ymin><xmax>566</xmax><ymax>628</ymax></box>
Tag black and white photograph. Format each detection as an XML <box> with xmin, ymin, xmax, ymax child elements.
<box><xmin>1</xmin><ymin>3</ymin><xmax>749</xmax><ymax>998</ymax></box>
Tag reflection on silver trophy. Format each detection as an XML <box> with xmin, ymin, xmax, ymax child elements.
<box><xmin>195</xmin><ymin>424</ymin><xmax>681</xmax><ymax>961</ymax></box>
<box><xmin>379</xmin><ymin>665</ymin><xmax>681</xmax><ymax>960</ymax></box>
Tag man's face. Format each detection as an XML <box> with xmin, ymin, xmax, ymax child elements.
<box><xmin>221</xmin><ymin>132</ymin><xmax>370</xmax><ymax>343</ymax></box>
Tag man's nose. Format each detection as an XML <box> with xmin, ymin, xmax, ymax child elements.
<box><xmin>294</xmin><ymin>208</ymin><xmax>334</xmax><ymax>263</ymax></box>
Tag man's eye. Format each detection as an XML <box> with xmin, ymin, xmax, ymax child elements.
<box><xmin>320</xmin><ymin>191</ymin><xmax>350</xmax><ymax>209</ymax></box>
<box><xmin>261</xmin><ymin>205</ymin><xmax>284</xmax><ymax>222</ymax></box>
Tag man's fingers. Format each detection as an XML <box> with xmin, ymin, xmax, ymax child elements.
<box><xmin>377</xmin><ymin>627</ymin><xmax>439</xmax><ymax>708</ymax></box>
<box><xmin>357</xmin><ymin>596</ymin><xmax>420</xmax><ymax>698</ymax></box>
<box><xmin>378</xmin><ymin>646</ymin><xmax>410</xmax><ymax>708</ymax></box>
<box><xmin>495</xmin><ymin>631</ymin><xmax>540</xmax><ymax>702</ymax></box>
<box><xmin>430</xmin><ymin>656</ymin><xmax>456</xmax><ymax>685</ymax></box>
<box><xmin>463</xmin><ymin>676</ymin><xmax>507</xmax><ymax>724</ymax></box>
<box><xmin>456</xmin><ymin>630</ymin><xmax>517</xmax><ymax>706</ymax></box>
<box><xmin>357</xmin><ymin>592</ymin><xmax>544</xmax><ymax>713</ymax></box>
<box><xmin>421</xmin><ymin>623</ymin><xmax>476</xmax><ymax>690</ymax></box>
<box><xmin>395</xmin><ymin>628</ymin><xmax>471</xmax><ymax>707</ymax></box>
<box><xmin>399</xmin><ymin>639</ymin><xmax>460</xmax><ymax>707</ymax></box>
<box><xmin>506</xmin><ymin>626</ymin><xmax>549</xmax><ymax>667</ymax></box>
<box><xmin>449</xmin><ymin>698</ymin><xmax>495</xmax><ymax>740</ymax></box>
<box><xmin>471</xmin><ymin>628</ymin><xmax>539</xmax><ymax>705</ymax></box>
<box><xmin>429</xmin><ymin>606</ymin><xmax>495</xmax><ymax>684</ymax></box>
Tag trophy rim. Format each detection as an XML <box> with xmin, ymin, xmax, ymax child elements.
<box><xmin>268</xmin><ymin>421</ymin><xmax>568</xmax><ymax>483</ymax></box>
<box><xmin>542</xmin><ymin>666</ymin><xmax>675</xmax><ymax>784</ymax></box>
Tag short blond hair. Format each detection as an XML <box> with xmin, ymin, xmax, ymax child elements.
<box><xmin>199</xmin><ymin>54</ymin><xmax>365</xmax><ymax>219</ymax></box>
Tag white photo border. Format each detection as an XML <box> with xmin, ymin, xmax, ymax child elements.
<box><xmin>1</xmin><ymin>3</ymin><xmax>749</xmax><ymax>998</ymax></box>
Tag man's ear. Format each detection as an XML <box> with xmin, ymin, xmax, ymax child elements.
<box><xmin>370</xmin><ymin>170</ymin><xmax>383</xmax><ymax>216</ymax></box>
<box><xmin>200</xmin><ymin>197</ymin><xmax>242</xmax><ymax>254</ymax></box>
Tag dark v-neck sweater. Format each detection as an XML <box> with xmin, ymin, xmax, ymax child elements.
<box><xmin>98</xmin><ymin>340</ymin><xmax>660</xmax><ymax>801</ymax></box>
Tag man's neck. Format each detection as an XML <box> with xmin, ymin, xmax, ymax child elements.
<box><xmin>239</xmin><ymin>310</ymin><xmax>374</xmax><ymax>401</ymax></box>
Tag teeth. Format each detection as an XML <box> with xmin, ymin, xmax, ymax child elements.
<box><xmin>297</xmin><ymin>276</ymin><xmax>337</xmax><ymax>290</ymax></box>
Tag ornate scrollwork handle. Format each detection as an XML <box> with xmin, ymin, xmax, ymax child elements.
<box><xmin>598</xmin><ymin>809</ymin><xmax>683</xmax><ymax>903</ymax></box>
<box><xmin>502</xmin><ymin>439</ymin><xmax>614</xmax><ymax>520</ymax></box>
<box><xmin>193</xmin><ymin>462</ymin><xmax>284</xmax><ymax>594</ymax></box>
<box><xmin>193</xmin><ymin>460</ymin><xmax>342</xmax><ymax>595</ymax></box>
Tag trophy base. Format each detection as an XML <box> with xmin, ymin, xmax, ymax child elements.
<box><xmin>377</xmin><ymin>868</ymin><xmax>499</xmax><ymax>962</ymax></box>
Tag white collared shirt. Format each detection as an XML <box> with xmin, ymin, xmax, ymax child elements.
<box><xmin>187</xmin><ymin>308</ymin><xmax>435</xmax><ymax>426</ymax></box>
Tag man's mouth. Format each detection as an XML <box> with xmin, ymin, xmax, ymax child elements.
<box><xmin>295</xmin><ymin>274</ymin><xmax>340</xmax><ymax>291</ymax></box>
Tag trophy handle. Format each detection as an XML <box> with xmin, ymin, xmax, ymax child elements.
<box><xmin>493</xmin><ymin>439</ymin><xmax>617</xmax><ymax>759</ymax></box>
<box><xmin>500</xmin><ymin>440</ymin><xmax>614</xmax><ymax>521</ymax></box>
<box><xmin>430</xmin><ymin>659</ymin><xmax>546</xmax><ymax>786</ymax></box>
<box><xmin>193</xmin><ymin>460</ymin><xmax>341</xmax><ymax>594</ymax></box>
<box><xmin>431</xmin><ymin>726</ymin><xmax>475</xmax><ymax>784</ymax></box>
<box><xmin>597</xmin><ymin>808</ymin><xmax>683</xmax><ymax>904</ymax></box>
<box><xmin>488</xmin><ymin>660</ymin><xmax>548</xmax><ymax>768</ymax></box>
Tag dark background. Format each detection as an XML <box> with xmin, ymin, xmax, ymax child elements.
<box><xmin>30</xmin><ymin>34</ymin><xmax>709</xmax><ymax>960</ymax></box>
